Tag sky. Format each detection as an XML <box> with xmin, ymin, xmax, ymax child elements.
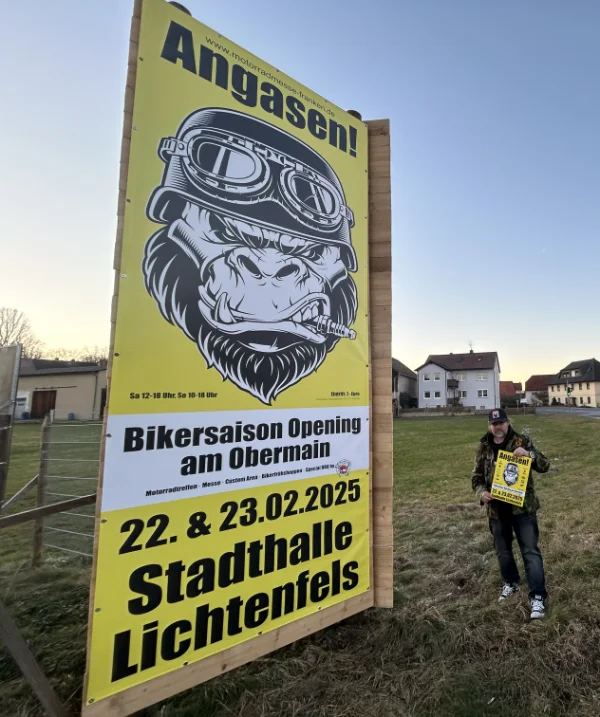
<box><xmin>0</xmin><ymin>0</ymin><xmax>598</xmax><ymax>385</ymax></box>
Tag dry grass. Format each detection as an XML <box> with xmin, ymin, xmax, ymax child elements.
<box><xmin>2</xmin><ymin>415</ymin><xmax>600</xmax><ymax>716</ymax></box>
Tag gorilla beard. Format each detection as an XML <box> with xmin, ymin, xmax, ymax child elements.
<box><xmin>143</xmin><ymin>227</ymin><xmax>358</xmax><ymax>405</ymax></box>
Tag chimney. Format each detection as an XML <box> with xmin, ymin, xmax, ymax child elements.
<box><xmin>470</xmin><ymin>349</ymin><xmax>474</xmax><ymax>354</ymax></box>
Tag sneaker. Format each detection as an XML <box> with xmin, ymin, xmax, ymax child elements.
<box><xmin>499</xmin><ymin>583</ymin><xmax>519</xmax><ymax>602</ymax></box>
<box><xmin>530</xmin><ymin>595</ymin><xmax>545</xmax><ymax>619</ymax></box>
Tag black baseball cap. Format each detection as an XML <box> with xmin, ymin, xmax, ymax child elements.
<box><xmin>488</xmin><ymin>408</ymin><xmax>508</xmax><ymax>424</ymax></box>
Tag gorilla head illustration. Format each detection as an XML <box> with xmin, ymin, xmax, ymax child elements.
<box><xmin>143</xmin><ymin>108</ymin><xmax>359</xmax><ymax>404</ymax></box>
<box><xmin>503</xmin><ymin>463</ymin><xmax>519</xmax><ymax>486</ymax></box>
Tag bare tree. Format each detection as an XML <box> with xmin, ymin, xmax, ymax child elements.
<box><xmin>0</xmin><ymin>307</ymin><xmax>44</xmax><ymax>358</ymax></box>
<box><xmin>45</xmin><ymin>347</ymin><xmax>78</xmax><ymax>362</ymax></box>
<box><xmin>78</xmin><ymin>346</ymin><xmax>108</xmax><ymax>366</ymax></box>
<box><xmin>45</xmin><ymin>345</ymin><xmax>108</xmax><ymax>366</ymax></box>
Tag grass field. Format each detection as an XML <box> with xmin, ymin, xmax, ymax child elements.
<box><xmin>2</xmin><ymin>415</ymin><xmax>600</xmax><ymax>716</ymax></box>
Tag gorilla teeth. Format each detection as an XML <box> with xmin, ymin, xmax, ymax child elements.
<box><xmin>292</xmin><ymin>311</ymin><xmax>303</xmax><ymax>323</ymax></box>
<box><xmin>214</xmin><ymin>293</ymin><xmax>235</xmax><ymax>324</ymax></box>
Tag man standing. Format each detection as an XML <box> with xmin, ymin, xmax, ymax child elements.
<box><xmin>472</xmin><ymin>408</ymin><xmax>550</xmax><ymax>619</ymax></box>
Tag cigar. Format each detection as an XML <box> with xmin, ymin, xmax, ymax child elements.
<box><xmin>310</xmin><ymin>316</ymin><xmax>356</xmax><ymax>340</ymax></box>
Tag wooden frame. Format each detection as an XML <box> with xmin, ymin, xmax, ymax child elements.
<box><xmin>81</xmin><ymin>2</ymin><xmax>393</xmax><ymax>715</ymax></box>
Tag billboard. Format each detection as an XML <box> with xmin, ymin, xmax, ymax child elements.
<box><xmin>84</xmin><ymin>0</ymin><xmax>371</xmax><ymax>710</ymax></box>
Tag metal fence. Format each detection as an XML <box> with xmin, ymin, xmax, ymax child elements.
<box><xmin>37</xmin><ymin>418</ymin><xmax>102</xmax><ymax>561</ymax></box>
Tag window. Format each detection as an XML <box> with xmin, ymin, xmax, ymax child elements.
<box><xmin>434</xmin><ymin>391</ymin><xmax>441</xmax><ymax>398</ymax></box>
<box><xmin>455</xmin><ymin>373</ymin><xmax>466</xmax><ymax>381</ymax></box>
<box><xmin>587</xmin><ymin>383</ymin><xmax>591</xmax><ymax>389</ymax></box>
<box><xmin>580</xmin><ymin>397</ymin><xmax>584</xmax><ymax>404</ymax></box>
<box><xmin>477</xmin><ymin>389</ymin><xmax>488</xmax><ymax>398</ymax></box>
<box><xmin>476</xmin><ymin>373</ymin><xmax>488</xmax><ymax>381</ymax></box>
<box><xmin>588</xmin><ymin>397</ymin><xmax>591</xmax><ymax>404</ymax></box>
<box><xmin>579</xmin><ymin>383</ymin><xmax>582</xmax><ymax>390</ymax></box>
<box><xmin>433</xmin><ymin>373</ymin><xmax>440</xmax><ymax>381</ymax></box>
<box><xmin>423</xmin><ymin>373</ymin><xmax>430</xmax><ymax>381</ymax></box>
<box><xmin>424</xmin><ymin>391</ymin><xmax>431</xmax><ymax>399</ymax></box>
<box><xmin>551</xmin><ymin>386</ymin><xmax>554</xmax><ymax>392</ymax></box>
<box><xmin>459</xmin><ymin>390</ymin><xmax>467</xmax><ymax>398</ymax></box>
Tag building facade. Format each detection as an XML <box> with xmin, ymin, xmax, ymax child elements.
<box><xmin>17</xmin><ymin>359</ymin><xmax>107</xmax><ymax>420</ymax></box>
<box><xmin>416</xmin><ymin>352</ymin><xmax>500</xmax><ymax>410</ymax></box>
<box><xmin>548</xmin><ymin>359</ymin><xmax>600</xmax><ymax>407</ymax></box>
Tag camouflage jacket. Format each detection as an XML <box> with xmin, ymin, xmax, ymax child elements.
<box><xmin>471</xmin><ymin>426</ymin><xmax>550</xmax><ymax>519</ymax></box>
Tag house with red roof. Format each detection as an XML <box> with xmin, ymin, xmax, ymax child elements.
<box><xmin>500</xmin><ymin>381</ymin><xmax>522</xmax><ymax>398</ymax></box>
<box><xmin>524</xmin><ymin>375</ymin><xmax>554</xmax><ymax>405</ymax></box>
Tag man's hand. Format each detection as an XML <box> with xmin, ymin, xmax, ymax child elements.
<box><xmin>513</xmin><ymin>447</ymin><xmax>530</xmax><ymax>458</ymax></box>
<box><xmin>481</xmin><ymin>491</ymin><xmax>493</xmax><ymax>503</ymax></box>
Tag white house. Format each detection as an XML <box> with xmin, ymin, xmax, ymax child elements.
<box><xmin>416</xmin><ymin>351</ymin><xmax>501</xmax><ymax>410</ymax></box>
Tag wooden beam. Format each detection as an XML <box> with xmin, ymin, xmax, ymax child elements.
<box><xmin>0</xmin><ymin>598</ymin><xmax>72</xmax><ymax>717</ymax></box>
<box><xmin>0</xmin><ymin>494</ymin><xmax>96</xmax><ymax>530</ymax></box>
<box><xmin>366</xmin><ymin>118</ymin><xmax>394</xmax><ymax>608</ymax></box>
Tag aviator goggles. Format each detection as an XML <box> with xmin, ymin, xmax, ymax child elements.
<box><xmin>158</xmin><ymin>129</ymin><xmax>355</xmax><ymax>232</ymax></box>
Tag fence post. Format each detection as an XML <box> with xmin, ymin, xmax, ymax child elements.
<box><xmin>32</xmin><ymin>415</ymin><xmax>51</xmax><ymax>568</ymax></box>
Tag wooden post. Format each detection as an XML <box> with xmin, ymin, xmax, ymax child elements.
<box><xmin>365</xmin><ymin>119</ymin><xmax>393</xmax><ymax>608</ymax></box>
<box><xmin>0</xmin><ymin>597</ymin><xmax>72</xmax><ymax>717</ymax></box>
<box><xmin>32</xmin><ymin>415</ymin><xmax>51</xmax><ymax>568</ymax></box>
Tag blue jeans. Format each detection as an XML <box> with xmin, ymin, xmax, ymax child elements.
<box><xmin>489</xmin><ymin>512</ymin><xmax>547</xmax><ymax>598</ymax></box>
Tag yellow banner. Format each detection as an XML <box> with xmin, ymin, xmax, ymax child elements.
<box><xmin>85</xmin><ymin>0</ymin><xmax>370</xmax><ymax>706</ymax></box>
<box><xmin>491</xmin><ymin>450</ymin><xmax>532</xmax><ymax>507</ymax></box>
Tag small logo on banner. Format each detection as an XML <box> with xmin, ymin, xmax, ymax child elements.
<box><xmin>336</xmin><ymin>459</ymin><xmax>351</xmax><ymax>477</ymax></box>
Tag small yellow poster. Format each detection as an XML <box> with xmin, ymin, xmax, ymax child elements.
<box><xmin>491</xmin><ymin>450</ymin><xmax>532</xmax><ymax>507</ymax></box>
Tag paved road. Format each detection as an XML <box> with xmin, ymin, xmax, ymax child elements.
<box><xmin>536</xmin><ymin>406</ymin><xmax>600</xmax><ymax>418</ymax></box>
